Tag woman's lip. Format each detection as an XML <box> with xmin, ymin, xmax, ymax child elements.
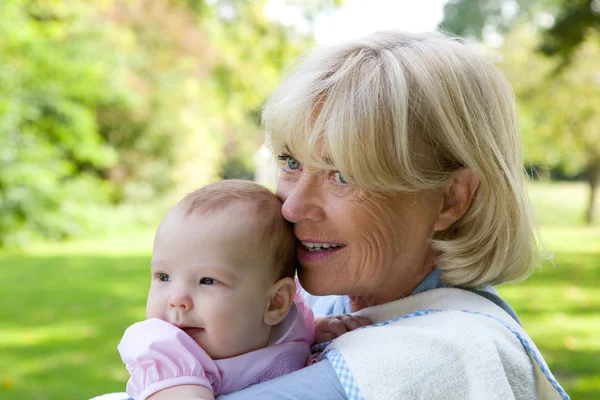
<box><xmin>296</xmin><ymin>241</ymin><xmax>346</xmax><ymax>263</ymax></box>
<box><xmin>297</xmin><ymin>238</ymin><xmax>345</xmax><ymax>245</ymax></box>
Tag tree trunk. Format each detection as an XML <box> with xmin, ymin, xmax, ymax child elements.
<box><xmin>585</xmin><ymin>159</ymin><xmax>599</xmax><ymax>225</ymax></box>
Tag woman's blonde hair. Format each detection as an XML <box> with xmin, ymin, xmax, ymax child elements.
<box><xmin>263</xmin><ymin>30</ymin><xmax>540</xmax><ymax>288</ymax></box>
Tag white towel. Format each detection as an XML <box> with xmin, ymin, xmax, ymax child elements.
<box><xmin>322</xmin><ymin>288</ymin><xmax>568</xmax><ymax>400</ymax></box>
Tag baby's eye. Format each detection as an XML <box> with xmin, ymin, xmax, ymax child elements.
<box><xmin>157</xmin><ymin>273</ymin><xmax>171</xmax><ymax>282</ymax></box>
<box><xmin>332</xmin><ymin>171</ymin><xmax>348</xmax><ymax>185</ymax></box>
<box><xmin>199</xmin><ymin>277</ymin><xmax>219</xmax><ymax>285</ymax></box>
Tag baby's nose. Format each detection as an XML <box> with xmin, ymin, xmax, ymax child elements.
<box><xmin>169</xmin><ymin>293</ymin><xmax>193</xmax><ymax>311</ymax></box>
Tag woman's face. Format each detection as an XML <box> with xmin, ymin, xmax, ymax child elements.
<box><xmin>276</xmin><ymin>151</ymin><xmax>444</xmax><ymax>306</ymax></box>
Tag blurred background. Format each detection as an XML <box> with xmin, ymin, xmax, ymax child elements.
<box><xmin>0</xmin><ymin>0</ymin><xmax>598</xmax><ymax>399</ymax></box>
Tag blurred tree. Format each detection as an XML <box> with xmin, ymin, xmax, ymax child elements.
<box><xmin>441</xmin><ymin>0</ymin><xmax>600</xmax><ymax>224</ymax></box>
<box><xmin>0</xmin><ymin>0</ymin><xmax>121</xmax><ymax>245</ymax></box>
<box><xmin>539</xmin><ymin>0</ymin><xmax>600</xmax><ymax>62</ymax></box>
<box><xmin>440</xmin><ymin>0</ymin><xmax>560</xmax><ymax>39</ymax></box>
<box><xmin>192</xmin><ymin>0</ymin><xmax>329</xmax><ymax>180</ymax></box>
<box><xmin>497</xmin><ymin>28</ymin><xmax>600</xmax><ymax>224</ymax></box>
<box><xmin>0</xmin><ymin>0</ymin><xmax>332</xmax><ymax>246</ymax></box>
<box><xmin>440</xmin><ymin>0</ymin><xmax>600</xmax><ymax>62</ymax></box>
<box><xmin>101</xmin><ymin>0</ymin><xmax>225</xmax><ymax>200</ymax></box>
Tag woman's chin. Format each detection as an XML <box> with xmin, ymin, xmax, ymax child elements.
<box><xmin>297</xmin><ymin>271</ymin><xmax>337</xmax><ymax>296</ymax></box>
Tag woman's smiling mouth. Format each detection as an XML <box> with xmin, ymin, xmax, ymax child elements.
<box><xmin>301</xmin><ymin>241</ymin><xmax>343</xmax><ymax>252</ymax></box>
<box><xmin>297</xmin><ymin>240</ymin><xmax>346</xmax><ymax>262</ymax></box>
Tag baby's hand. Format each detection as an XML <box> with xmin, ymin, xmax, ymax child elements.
<box><xmin>314</xmin><ymin>315</ymin><xmax>372</xmax><ymax>343</ymax></box>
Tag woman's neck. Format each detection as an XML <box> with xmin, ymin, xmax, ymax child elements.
<box><xmin>348</xmin><ymin>260</ymin><xmax>436</xmax><ymax>312</ymax></box>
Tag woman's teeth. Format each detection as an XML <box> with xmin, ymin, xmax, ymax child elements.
<box><xmin>301</xmin><ymin>242</ymin><xmax>341</xmax><ymax>252</ymax></box>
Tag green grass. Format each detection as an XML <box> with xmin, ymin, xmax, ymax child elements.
<box><xmin>1</xmin><ymin>183</ymin><xmax>598</xmax><ymax>399</ymax></box>
<box><xmin>0</xmin><ymin>230</ymin><xmax>155</xmax><ymax>400</ymax></box>
<box><xmin>498</xmin><ymin>226</ymin><xmax>600</xmax><ymax>399</ymax></box>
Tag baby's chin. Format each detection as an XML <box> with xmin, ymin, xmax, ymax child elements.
<box><xmin>181</xmin><ymin>327</ymin><xmax>204</xmax><ymax>344</ymax></box>
<box><xmin>183</xmin><ymin>328</ymin><xmax>222</xmax><ymax>359</ymax></box>
<box><xmin>181</xmin><ymin>327</ymin><xmax>260</xmax><ymax>360</ymax></box>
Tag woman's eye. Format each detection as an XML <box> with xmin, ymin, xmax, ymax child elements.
<box><xmin>333</xmin><ymin>171</ymin><xmax>348</xmax><ymax>185</ymax></box>
<box><xmin>287</xmin><ymin>157</ymin><xmax>300</xmax><ymax>170</ymax></box>
<box><xmin>200</xmin><ymin>277</ymin><xmax>219</xmax><ymax>285</ymax></box>
<box><xmin>277</xmin><ymin>154</ymin><xmax>300</xmax><ymax>171</ymax></box>
<box><xmin>158</xmin><ymin>273</ymin><xmax>171</xmax><ymax>282</ymax></box>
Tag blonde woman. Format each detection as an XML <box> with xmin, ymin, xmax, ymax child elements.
<box><xmin>224</xmin><ymin>30</ymin><xmax>566</xmax><ymax>400</ymax></box>
<box><xmin>105</xmin><ymin>31</ymin><xmax>569</xmax><ymax>400</ymax></box>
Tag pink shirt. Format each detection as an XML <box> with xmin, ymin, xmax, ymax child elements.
<box><xmin>118</xmin><ymin>285</ymin><xmax>315</xmax><ymax>400</ymax></box>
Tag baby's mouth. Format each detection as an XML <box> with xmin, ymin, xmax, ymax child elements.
<box><xmin>173</xmin><ymin>323</ymin><xmax>204</xmax><ymax>336</ymax></box>
<box><xmin>182</xmin><ymin>327</ymin><xmax>204</xmax><ymax>336</ymax></box>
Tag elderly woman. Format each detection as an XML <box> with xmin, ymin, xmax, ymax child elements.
<box><xmin>101</xmin><ymin>30</ymin><xmax>568</xmax><ymax>400</ymax></box>
<box><xmin>218</xmin><ymin>30</ymin><xmax>568</xmax><ymax>400</ymax></box>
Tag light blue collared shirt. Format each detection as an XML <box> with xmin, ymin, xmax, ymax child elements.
<box><xmin>302</xmin><ymin>268</ymin><xmax>520</xmax><ymax>324</ymax></box>
<box><xmin>218</xmin><ymin>268</ymin><xmax>521</xmax><ymax>400</ymax></box>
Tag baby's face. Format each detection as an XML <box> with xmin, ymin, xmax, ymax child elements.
<box><xmin>146</xmin><ymin>206</ymin><xmax>277</xmax><ymax>359</ymax></box>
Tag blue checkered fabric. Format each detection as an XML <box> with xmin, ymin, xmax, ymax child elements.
<box><xmin>323</xmin><ymin>349</ymin><xmax>364</xmax><ymax>400</ymax></box>
<box><xmin>321</xmin><ymin>308</ymin><xmax>569</xmax><ymax>400</ymax></box>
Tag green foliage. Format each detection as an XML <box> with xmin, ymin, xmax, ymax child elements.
<box><xmin>439</xmin><ymin>0</ymin><xmax>600</xmax><ymax>223</ymax></box>
<box><xmin>0</xmin><ymin>0</ymin><xmax>121</xmax><ymax>245</ymax></box>
<box><xmin>0</xmin><ymin>0</ymin><xmax>316</xmax><ymax>246</ymax></box>
<box><xmin>440</xmin><ymin>0</ymin><xmax>561</xmax><ymax>39</ymax></box>
<box><xmin>199</xmin><ymin>0</ymin><xmax>313</xmax><ymax>179</ymax></box>
<box><xmin>497</xmin><ymin>28</ymin><xmax>600</xmax><ymax>222</ymax></box>
<box><xmin>440</xmin><ymin>0</ymin><xmax>600</xmax><ymax>62</ymax></box>
<box><xmin>539</xmin><ymin>0</ymin><xmax>600</xmax><ymax>61</ymax></box>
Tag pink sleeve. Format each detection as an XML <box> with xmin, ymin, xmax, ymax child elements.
<box><xmin>294</xmin><ymin>277</ymin><xmax>315</xmax><ymax>341</ymax></box>
<box><xmin>117</xmin><ymin>318</ymin><xmax>221</xmax><ymax>400</ymax></box>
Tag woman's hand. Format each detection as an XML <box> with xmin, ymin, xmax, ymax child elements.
<box><xmin>314</xmin><ymin>315</ymin><xmax>372</xmax><ymax>343</ymax></box>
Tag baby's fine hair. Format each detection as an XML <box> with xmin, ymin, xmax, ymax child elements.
<box><xmin>182</xmin><ymin>180</ymin><xmax>296</xmax><ymax>280</ymax></box>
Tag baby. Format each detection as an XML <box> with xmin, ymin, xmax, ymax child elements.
<box><xmin>118</xmin><ymin>180</ymin><xmax>370</xmax><ymax>400</ymax></box>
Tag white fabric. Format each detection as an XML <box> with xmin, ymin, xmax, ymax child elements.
<box><xmin>326</xmin><ymin>288</ymin><xmax>564</xmax><ymax>400</ymax></box>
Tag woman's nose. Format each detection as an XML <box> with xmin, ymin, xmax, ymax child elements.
<box><xmin>280</xmin><ymin>173</ymin><xmax>326</xmax><ymax>223</ymax></box>
<box><xmin>169</xmin><ymin>292</ymin><xmax>193</xmax><ymax>311</ymax></box>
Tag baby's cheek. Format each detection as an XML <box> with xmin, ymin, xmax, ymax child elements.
<box><xmin>215</xmin><ymin>301</ymin><xmax>265</xmax><ymax>350</ymax></box>
<box><xmin>145</xmin><ymin>292</ymin><xmax>164</xmax><ymax>319</ymax></box>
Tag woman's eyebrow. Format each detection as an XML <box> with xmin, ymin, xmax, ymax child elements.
<box><xmin>322</xmin><ymin>156</ymin><xmax>334</xmax><ymax>166</ymax></box>
<box><xmin>283</xmin><ymin>144</ymin><xmax>335</xmax><ymax>167</ymax></box>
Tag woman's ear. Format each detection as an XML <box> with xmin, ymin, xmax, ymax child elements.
<box><xmin>434</xmin><ymin>168</ymin><xmax>480</xmax><ymax>232</ymax></box>
<box><xmin>263</xmin><ymin>277</ymin><xmax>296</xmax><ymax>326</ymax></box>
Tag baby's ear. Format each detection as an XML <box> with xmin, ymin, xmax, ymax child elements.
<box><xmin>263</xmin><ymin>277</ymin><xmax>296</xmax><ymax>326</ymax></box>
